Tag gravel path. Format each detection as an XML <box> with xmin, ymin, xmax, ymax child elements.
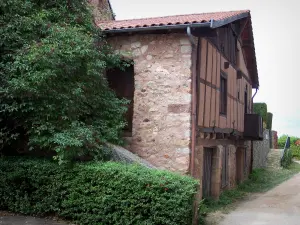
<box><xmin>0</xmin><ymin>212</ymin><xmax>71</xmax><ymax>225</ymax></box>
<box><xmin>219</xmin><ymin>172</ymin><xmax>300</xmax><ymax>225</ymax></box>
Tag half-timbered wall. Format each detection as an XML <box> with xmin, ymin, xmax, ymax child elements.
<box><xmin>197</xmin><ymin>38</ymin><xmax>252</xmax><ymax>132</ymax></box>
<box><xmin>196</xmin><ymin>32</ymin><xmax>254</xmax><ymax>199</ymax></box>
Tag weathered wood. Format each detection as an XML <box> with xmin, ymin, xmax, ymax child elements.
<box><xmin>227</xmin><ymin>96</ymin><xmax>231</xmax><ymax>128</ymax></box>
<box><xmin>212</xmin><ymin>48</ymin><xmax>217</xmax><ymax>86</ymax></box>
<box><xmin>220</xmin><ymin>115</ymin><xmax>226</xmax><ymax>129</ymax></box>
<box><xmin>210</xmin><ymin>88</ymin><xmax>216</xmax><ymax>127</ymax></box>
<box><xmin>216</xmin><ymin>52</ymin><xmax>221</xmax><ymax>89</ymax></box>
<box><xmin>206</xmin><ymin>43</ymin><xmax>213</xmax><ymax>83</ymax></box>
<box><xmin>216</xmin><ymin>90</ymin><xmax>220</xmax><ymax>127</ymax></box>
<box><xmin>204</xmin><ymin>86</ymin><xmax>212</xmax><ymax>127</ymax></box>
<box><xmin>198</xmin><ymin>83</ymin><xmax>205</xmax><ymax>126</ymax></box>
<box><xmin>200</xmin><ymin>38</ymin><xmax>208</xmax><ymax>80</ymax></box>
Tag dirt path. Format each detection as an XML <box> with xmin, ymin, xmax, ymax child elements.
<box><xmin>0</xmin><ymin>212</ymin><xmax>71</xmax><ymax>225</ymax></box>
<box><xmin>219</xmin><ymin>173</ymin><xmax>300</xmax><ymax>225</ymax></box>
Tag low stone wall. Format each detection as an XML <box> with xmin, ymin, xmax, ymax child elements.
<box><xmin>253</xmin><ymin>129</ymin><xmax>271</xmax><ymax>169</ymax></box>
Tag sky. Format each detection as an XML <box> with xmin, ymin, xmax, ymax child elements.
<box><xmin>109</xmin><ymin>0</ymin><xmax>299</xmax><ymax>137</ymax></box>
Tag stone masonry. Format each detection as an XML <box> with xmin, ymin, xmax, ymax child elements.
<box><xmin>228</xmin><ymin>144</ymin><xmax>237</xmax><ymax>188</ymax></box>
<box><xmin>253</xmin><ymin>129</ymin><xmax>270</xmax><ymax>169</ymax></box>
<box><xmin>108</xmin><ymin>34</ymin><xmax>192</xmax><ymax>173</ymax></box>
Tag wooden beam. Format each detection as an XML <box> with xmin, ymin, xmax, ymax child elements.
<box><xmin>197</xmin><ymin>127</ymin><xmax>243</xmax><ymax>137</ymax></box>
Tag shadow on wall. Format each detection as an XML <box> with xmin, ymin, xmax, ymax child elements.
<box><xmin>252</xmin><ymin>129</ymin><xmax>271</xmax><ymax>169</ymax></box>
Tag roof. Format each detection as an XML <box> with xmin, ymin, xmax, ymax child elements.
<box><xmin>98</xmin><ymin>9</ymin><xmax>259</xmax><ymax>88</ymax></box>
<box><xmin>97</xmin><ymin>10</ymin><xmax>250</xmax><ymax>31</ymax></box>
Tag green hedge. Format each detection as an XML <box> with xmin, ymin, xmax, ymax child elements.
<box><xmin>0</xmin><ymin>157</ymin><xmax>198</xmax><ymax>225</ymax></box>
<box><xmin>253</xmin><ymin>103</ymin><xmax>268</xmax><ymax>122</ymax></box>
<box><xmin>266</xmin><ymin>112</ymin><xmax>273</xmax><ymax>130</ymax></box>
<box><xmin>278</xmin><ymin>135</ymin><xmax>299</xmax><ymax>148</ymax></box>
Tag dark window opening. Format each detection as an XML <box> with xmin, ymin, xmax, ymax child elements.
<box><xmin>220</xmin><ymin>71</ymin><xmax>227</xmax><ymax>115</ymax></box>
<box><xmin>106</xmin><ymin>63</ymin><xmax>134</xmax><ymax>136</ymax></box>
<box><xmin>218</xmin><ymin>25</ymin><xmax>237</xmax><ymax>65</ymax></box>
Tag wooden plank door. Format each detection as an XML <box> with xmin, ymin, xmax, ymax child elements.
<box><xmin>203</xmin><ymin>148</ymin><xmax>213</xmax><ymax>198</ymax></box>
<box><xmin>221</xmin><ymin>146</ymin><xmax>229</xmax><ymax>188</ymax></box>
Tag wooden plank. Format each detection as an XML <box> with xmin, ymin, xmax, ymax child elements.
<box><xmin>241</xmin><ymin>100</ymin><xmax>244</xmax><ymax>131</ymax></box>
<box><xmin>237</xmin><ymin>78</ymin><xmax>241</xmax><ymax>131</ymax></box>
<box><xmin>233</xmin><ymin>99</ymin><xmax>237</xmax><ymax>130</ymax></box>
<box><xmin>220</xmin><ymin>115</ymin><xmax>226</xmax><ymax>129</ymax></box>
<box><xmin>200</xmin><ymin>38</ymin><xmax>208</xmax><ymax>80</ymax></box>
<box><xmin>210</xmin><ymin>46</ymin><xmax>217</xmax><ymax>127</ymax></box>
<box><xmin>237</xmin><ymin>102</ymin><xmax>240</xmax><ymax>131</ymax></box>
<box><xmin>230</xmin><ymin>68</ymin><xmax>235</xmax><ymax>128</ymax></box>
<box><xmin>231</xmin><ymin>97</ymin><xmax>234</xmax><ymax>129</ymax></box>
<box><xmin>216</xmin><ymin>53</ymin><xmax>221</xmax><ymax>88</ymax></box>
<box><xmin>215</xmin><ymin>90</ymin><xmax>220</xmax><ymax>127</ymax></box>
<box><xmin>227</xmin><ymin>96</ymin><xmax>231</xmax><ymax>128</ymax></box>
<box><xmin>198</xmin><ymin>83</ymin><xmax>206</xmax><ymax>126</ymax></box>
<box><xmin>210</xmin><ymin>88</ymin><xmax>216</xmax><ymax>127</ymax></box>
<box><xmin>239</xmin><ymin>102</ymin><xmax>242</xmax><ymax>132</ymax></box>
<box><xmin>212</xmin><ymin>47</ymin><xmax>217</xmax><ymax>86</ymax></box>
<box><xmin>206</xmin><ymin>43</ymin><xmax>213</xmax><ymax>83</ymax></box>
<box><xmin>204</xmin><ymin>86</ymin><xmax>212</xmax><ymax>127</ymax></box>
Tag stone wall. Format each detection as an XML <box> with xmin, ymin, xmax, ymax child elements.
<box><xmin>228</xmin><ymin>144</ymin><xmax>237</xmax><ymax>188</ymax></box>
<box><xmin>253</xmin><ymin>129</ymin><xmax>271</xmax><ymax>169</ymax></box>
<box><xmin>108</xmin><ymin>34</ymin><xmax>192</xmax><ymax>173</ymax></box>
<box><xmin>89</xmin><ymin>0</ymin><xmax>114</xmax><ymax>22</ymax></box>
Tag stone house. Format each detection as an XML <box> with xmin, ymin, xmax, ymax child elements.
<box><xmin>96</xmin><ymin>1</ymin><xmax>263</xmax><ymax>199</ymax></box>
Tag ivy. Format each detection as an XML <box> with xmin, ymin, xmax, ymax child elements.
<box><xmin>0</xmin><ymin>0</ymin><xmax>128</xmax><ymax>163</ymax></box>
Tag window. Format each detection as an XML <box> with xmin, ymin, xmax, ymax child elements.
<box><xmin>218</xmin><ymin>26</ymin><xmax>237</xmax><ymax>65</ymax></box>
<box><xmin>220</xmin><ymin>71</ymin><xmax>227</xmax><ymax>115</ymax></box>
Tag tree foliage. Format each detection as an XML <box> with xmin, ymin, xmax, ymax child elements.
<box><xmin>266</xmin><ymin>112</ymin><xmax>273</xmax><ymax>130</ymax></box>
<box><xmin>0</xmin><ymin>0</ymin><xmax>128</xmax><ymax>163</ymax></box>
<box><xmin>253</xmin><ymin>103</ymin><xmax>268</xmax><ymax>122</ymax></box>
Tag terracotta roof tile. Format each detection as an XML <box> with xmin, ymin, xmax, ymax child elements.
<box><xmin>98</xmin><ymin>10</ymin><xmax>250</xmax><ymax>31</ymax></box>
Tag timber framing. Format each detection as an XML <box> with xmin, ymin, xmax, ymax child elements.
<box><xmin>199</xmin><ymin>77</ymin><xmax>245</xmax><ymax>105</ymax></box>
<box><xmin>206</xmin><ymin>38</ymin><xmax>252</xmax><ymax>84</ymax></box>
<box><xmin>197</xmin><ymin>127</ymin><xmax>243</xmax><ymax>137</ymax></box>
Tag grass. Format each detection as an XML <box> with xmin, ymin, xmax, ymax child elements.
<box><xmin>202</xmin><ymin>162</ymin><xmax>300</xmax><ymax>213</ymax></box>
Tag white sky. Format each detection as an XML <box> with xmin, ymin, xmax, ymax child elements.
<box><xmin>110</xmin><ymin>0</ymin><xmax>299</xmax><ymax>137</ymax></box>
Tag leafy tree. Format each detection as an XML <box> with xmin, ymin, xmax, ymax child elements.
<box><xmin>0</xmin><ymin>0</ymin><xmax>128</xmax><ymax>163</ymax></box>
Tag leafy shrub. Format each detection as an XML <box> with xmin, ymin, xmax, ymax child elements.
<box><xmin>253</xmin><ymin>103</ymin><xmax>268</xmax><ymax>122</ymax></box>
<box><xmin>291</xmin><ymin>145</ymin><xmax>300</xmax><ymax>160</ymax></box>
<box><xmin>281</xmin><ymin>149</ymin><xmax>292</xmax><ymax>168</ymax></box>
<box><xmin>278</xmin><ymin>135</ymin><xmax>300</xmax><ymax>148</ymax></box>
<box><xmin>0</xmin><ymin>157</ymin><xmax>198</xmax><ymax>225</ymax></box>
<box><xmin>0</xmin><ymin>0</ymin><xmax>128</xmax><ymax>163</ymax></box>
<box><xmin>266</xmin><ymin>112</ymin><xmax>273</xmax><ymax>130</ymax></box>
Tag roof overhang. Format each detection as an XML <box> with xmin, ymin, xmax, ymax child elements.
<box><xmin>99</xmin><ymin>11</ymin><xmax>259</xmax><ymax>88</ymax></box>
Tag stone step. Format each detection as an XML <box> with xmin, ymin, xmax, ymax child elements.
<box><xmin>266</xmin><ymin>149</ymin><xmax>283</xmax><ymax>169</ymax></box>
